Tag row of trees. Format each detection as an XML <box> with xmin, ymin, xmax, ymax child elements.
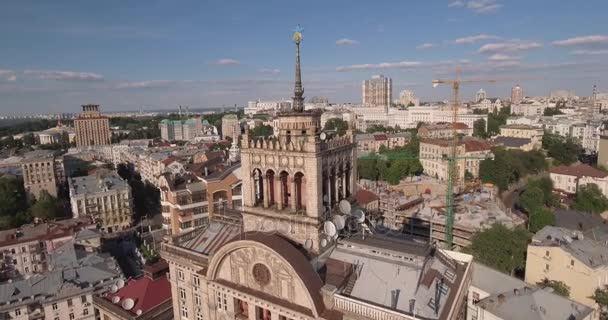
<box><xmin>472</xmin><ymin>106</ymin><xmax>511</xmax><ymax>138</ymax></box>
<box><xmin>479</xmin><ymin>147</ymin><xmax>548</xmax><ymax>191</ymax></box>
<box><xmin>0</xmin><ymin>177</ymin><xmax>63</xmax><ymax>230</ymax></box>
<box><xmin>542</xmin><ymin>132</ymin><xmax>581</xmax><ymax>165</ymax></box>
<box><xmin>518</xmin><ymin>177</ymin><xmax>557</xmax><ymax>233</ymax></box>
<box><xmin>358</xmin><ymin>135</ymin><xmax>422</xmax><ymax>185</ymax></box>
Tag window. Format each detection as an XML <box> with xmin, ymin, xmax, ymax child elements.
<box><xmin>55</xmin><ymin>317</ymin><xmax>60</xmax><ymax>320</ymax></box>
<box><xmin>52</xmin><ymin>303</ymin><xmax>58</xmax><ymax>310</ymax></box>
<box><xmin>545</xmin><ymin>264</ymin><xmax>550</xmax><ymax>271</ymax></box>
<box><xmin>180</xmin><ymin>288</ymin><xmax>187</xmax><ymax>300</ymax></box>
<box><xmin>21</xmin><ymin>246</ymin><xmax>26</xmax><ymax>253</ymax></box>
<box><xmin>177</xmin><ymin>268</ymin><xmax>184</xmax><ymax>281</ymax></box>
<box><xmin>196</xmin><ymin>314</ymin><xmax>204</xmax><ymax>320</ymax></box>
<box><xmin>23</xmin><ymin>256</ymin><xmax>27</xmax><ymax>263</ymax></box>
<box><xmin>81</xmin><ymin>295</ymin><xmax>87</xmax><ymax>303</ymax></box>
<box><xmin>24</xmin><ymin>267</ymin><xmax>29</xmax><ymax>273</ymax></box>
<box><xmin>194</xmin><ymin>293</ymin><xmax>201</xmax><ymax>306</ymax></box>
<box><xmin>545</xmin><ymin>250</ymin><xmax>549</xmax><ymax>257</ymax></box>
<box><xmin>15</xmin><ymin>308</ymin><xmax>21</xmax><ymax>316</ymax></box>
<box><xmin>67</xmin><ymin>298</ymin><xmax>73</xmax><ymax>307</ymax></box>
<box><xmin>571</xmin><ymin>259</ymin><xmax>575</xmax><ymax>266</ymax></box>
<box><xmin>69</xmin><ymin>313</ymin><xmax>75</xmax><ymax>320</ymax></box>
<box><xmin>83</xmin><ymin>308</ymin><xmax>89</xmax><ymax>316</ymax></box>
<box><xmin>193</xmin><ymin>275</ymin><xmax>201</xmax><ymax>288</ymax></box>
<box><xmin>181</xmin><ymin>305</ymin><xmax>189</xmax><ymax>318</ymax></box>
<box><xmin>216</xmin><ymin>291</ymin><xmax>227</xmax><ymax>311</ymax></box>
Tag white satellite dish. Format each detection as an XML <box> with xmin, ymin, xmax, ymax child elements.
<box><xmin>304</xmin><ymin>239</ymin><xmax>313</xmax><ymax>249</ymax></box>
<box><xmin>339</xmin><ymin>200</ymin><xmax>351</xmax><ymax>215</ymax></box>
<box><xmin>112</xmin><ymin>296</ymin><xmax>121</xmax><ymax>304</ymax></box>
<box><xmin>136</xmin><ymin>310</ymin><xmax>143</xmax><ymax>316</ymax></box>
<box><xmin>320</xmin><ymin>238</ymin><xmax>328</xmax><ymax>247</ymax></box>
<box><xmin>122</xmin><ymin>298</ymin><xmax>135</xmax><ymax>310</ymax></box>
<box><xmin>116</xmin><ymin>279</ymin><xmax>125</xmax><ymax>289</ymax></box>
<box><xmin>320</xmin><ymin>132</ymin><xmax>327</xmax><ymax>141</ymax></box>
<box><xmin>323</xmin><ymin>221</ymin><xmax>337</xmax><ymax>237</ymax></box>
<box><xmin>110</xmin><ymin>285</ymin><xmax>118</xmax><ymax>293</ymax></box>
<box><xmin>352</xmin><ymin>209</ymin><xmax>366</xmax><ymax>223</ymax></box>
<box><xmin>332</xmin><ymin>215</ymin><xmax>346</xmax><ymax>230</ymax></box>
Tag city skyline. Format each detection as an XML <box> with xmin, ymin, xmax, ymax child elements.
<box><xmin>1</xmin><ymin>0</ymin><xmax>608</xmax><ymax>113</ymax></box>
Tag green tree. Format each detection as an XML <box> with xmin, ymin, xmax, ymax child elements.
<box><xmin>251</xmin><ymin>124</ymin><xmax>273</xmax><ymax>137</ymax></box>
<box><xmin>519</xmin><ymin>186</ymin><xmax>544</xmax><ymax>212</ymax></box>
<box><xmin>358</xmin><ymin>158</ymin><xmax>378</xmax><ymax>180</ymax></box>
<box><xmin>528</xmin><ymin>207</ymin><xmax>555</xmax><ymax>233</ymax></box>
<box><xmin>29</xmin><ymin>190</ymin><xmax>61</xmax><ymax>220</ymax></box>
<box><xmin>572</xmin><ymin>184</ymin><xmax>608</xmax><ymax>214</ymax></box>
<box><xmin>473</xmin><ymin>119</ymin><xmax>487</xmax><ymax>138</ymax></box>
<box><xmin>464</xmin><ymin>170</ymin><xmax>474</xmax><ymax>181</ymax></box>
<box><xmin>22</xmin><ymin>133</ymin><xmax>36</xmax><ymax>146</ymax></box>
<box><xmin>324</xmin><ymin>118</ymin><xmax>348</xmax><ymax>136</ymax></box>
<box><xmin>385</xmin><ymin>159</ymin><xmax>408</xmax><ymax>185</ymax></box>
<box><xmin>591</xmin><ymin>286</ymin><xmax>608</xmax><ymax>315</ymax></box>
<box><xmin>543</xmin><ymin>107</ymin><xmax>564</xmax><ymax>116</ymax></box>
<box><xmin>0</xmin><ymin>176</ymin><xmax>27</xmax><ymax>217</ymax></box>
<box><xmin>537</xmin><ymin>279</ymin><xmax>570</xmax><ymax>297</ymax></box>
<box><xmin>468</xmin><ymin>224</ymin><xmax>531</xmax><ymax>275</ymax></box>
<box><xmin>375</xmin><ymin>159</ymin><xmax>388</xmax><ymax>181</ymax></box>
<box><xmin>479</xmin><ymin>148</ymin><xmax>548</xmax><ymax>191</ymax></box>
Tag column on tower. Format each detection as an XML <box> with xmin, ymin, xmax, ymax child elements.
<box><xmin>277</xmin><ymin>175</ymin><xmax>284</xmax><ymax>210</ymax></box>
<box><xmin>262</xmin><ymin>174</ymin><xmax>269</xmax><ymax>208</ymax></box>
<box><xmin>290</xmin><ymin>176</ymin><xmax>297</xmax><ymax>210</ymax></box>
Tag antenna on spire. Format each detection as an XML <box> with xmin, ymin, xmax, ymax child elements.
<box><xmin>292</xmin><ymin>25</ymin><xmax>305</xmax><ymax>112</ymax></box>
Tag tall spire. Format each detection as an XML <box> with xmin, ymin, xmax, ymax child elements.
<box><xmin>292</xmin><ymin>25</ymin><xmax>305</xmax><ymax>112</ymax></box>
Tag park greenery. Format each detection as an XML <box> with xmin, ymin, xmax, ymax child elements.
<box><xmin>358</xmin><ymin>135</ymin><xmax>422</xmax><ymax>185</ymax></box>
<box><xmin>323</xmin><ymin>118</ymin><xmax>348</xmax><ymax>136</ymax></box>
<box><xmin>517</xmin><ymin>177</ymin><xmax>557</xmax><ymax>233</ymax></box>
<box><xmin>572</xmin><ymin>183</ymin><xmax>608</xmax><ymax>214</ymax></box>
<box><xmin>591</xmin><ymin>286</ymin><xmax>608</xmax><ymax>316</ymax></box>
<box><xmin>542</xmin><ymin>132</ymin><xmax>582</xmax><ymax>165</ymax></box>
<box><xmin>537</xmin><ymin>279</ymin><xmax>570</xmax><ymax>297</ymax></box>
<box><xmin>468</xmin><ymin>224</ymin><xmax>531</xmax><ymax>276</ymax></box>
<box><xmin>0</xmin><ymin>176</ymin><xmax>63</xmax><ymax>230</ymax></box>
<box><xmin>472</xmin><ymin>106</ymin><xmax>510</xmax><ymax>137</ymax></box>
<box><xmin>479</xmin><ymin>147</ymin><xmax>548</xmax><ymax>191</ymax></box>
<box><xmin>543</xmin><ymin>107</ymin><xmax>564</xmax><ymax>116</ymax></box>
<box><xmin>251</xmin><ymin>124</ymin><xmax>273</xmax><ymax>137</ymax></box>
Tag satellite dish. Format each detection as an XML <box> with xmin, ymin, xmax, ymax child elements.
<box><xmin>352</xmin><ymin>209</ymin><xmax>366</xmax><ymax>223</ymax></box>
<box><xmin>112</xmin><ymin>296</ymin><xmax>121</xmax><ymax>304</ymax></box>
<box><xmin>332</xmin><ymin>215</ymin><xmax>346</xmax><ymax>230</ymax></box>
<box><xmin>110</xmin><ymin>285</ymin><xmax>118</xmax><ymax>293</ymax></box>
<box><xmin>304</xmin><ymin>239</ymin><xmax>313</xmax><ymax>249</ymax></box>
<box><xmin>320</xmin><ymin>132</ymin><xmax>327</xmax><ymax>140</ymax></box>
<box><xmin>320</xmin><ymin>238</ymin><xmax>328</xmax><ymax>247</ymax></box>
<box><xmin>339</xmin><ymin>200</ymin><xmax>351</xmax><ymax>215</ymax></box>
<box><xmin>122</xmin><ymin>298</ymin><xmax>135</xmax><ymax>310</ymax></box>
<box><xmin>136</xmin><ymin>310</ymin><xmax>143</xmax><ymax>316</ymax></box>
<box><xmin>323</xmin><ymin>221</ymin><xmax>337</xmax><ymax>237</ymax></box>
<box><xmin>116</xmin><ymin>279</ymin><xmax>125</xmax><ymax>289</ymax></box>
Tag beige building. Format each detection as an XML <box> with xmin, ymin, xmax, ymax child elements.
<box><xmin>418</xmin><ymin>123</ymin><xmax>472</xmax><ymax>139</ymax></box>
<box><xmin>598</xmin><ymin>135</ymin><xmax>608</xmax><ymax>169</ymax></box>
<box><xmin>74</xmin><ymin>104</ymin><xmax>111</xmax><ymax>147</ymax></box>
<box><xmin>469</xmin><ymin>262</ymin><xmax>594</xmax><ymax>320</ymax></box>
<box><xmin>21</xmin><ymin>150</ymin><xmax>64</xmax><ymax>200</ymax></box>
<box><xmin>159</xmin><ymin>118</ymin><xmax>200</xmax><ymax>142</ymax></box>
<box><xmin>69</xmin><ymin>170</ymin><xmax>133</xmax><ymax>233</ymax></box>
<box><xmin>511</xmin><ymin>84</ymin><xmax>523</xmax><ymax>105</ymax></box>
<box><xmin>549</xmin><ymin>164</ymin><xmax>608</xmax><ymax>197</ymax></box>
<box><xmin>526</xmin><ymin>226</ymin><xmax>608</xmax><ymax>311</ymax></box>
<box><xmin>221</xmin><ymin>114</ymin><xmax>240</xmax><ymax>140</ymax></box>
<box><xmin>498</xmin><ymin>124</ymin><xmax>543</xmax><ymax>149</ymax></box>
<box><xmin>362</xmin><ymin>74</ymin><xmax>392</xmax><ymax>108</ymax></box>
<box><xmin>420</xmin><ymin>138</ymin><xmax>492</xmax><ymax>182</ymax></box>
<box><xmin>37</xmin><ymin>125</ymin><xmax>76</xmax><ymax>145</ymax></box>
<box><xmin>355</xmin><ymin>132</ymin><xmax>411</xmax><ymax>154</ymax></box>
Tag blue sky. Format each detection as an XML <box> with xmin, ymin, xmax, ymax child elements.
<box><xmin>1</xmin><ymin>0</ymin><xmax>608</xmax><ymax>113</ymax></box>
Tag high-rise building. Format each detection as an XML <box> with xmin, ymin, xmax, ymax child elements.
<box><xmin>21</xmin><ymin>150</ymin><xmax>65</xmax><ymax>200</ymax></box>
<box><xmin>69</xmin><ymin>170</ymin><xmax>133</xmax><ymax>233</ymax></box>
<box><xmin>159</xmin><ymin>118</ymin><xmax>200</xmax><ymax>141</ymax></box>
<box><xmin>399</xmin><ymin>89</ymin><xmax>418</xmax><ymax>106</ymax></box>
<box><xmin>74</xmin><ymin>104</ymin><xmax>111</xmax><ymax>147</ymax></box>
<box><xmin>221</xmin><ymin>114</ymin><xmax>240</xmax><ymax>140</ymax></box>
<box><xmin>475</xmin><ymin>88</ymin><xmax>486</xmax><ymax>102</ymax></box>
<box><xmin>362</xmin><ymin>75</ymin><xmax>392</xmax><ymax>108</ymax></box>
<box><xmin>511</xmin><ymin>84</ymin><xmax>523</xmax><ymax>105</ymax></box>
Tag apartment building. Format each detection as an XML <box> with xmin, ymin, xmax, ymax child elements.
<box><xmin>69</xmin><ymin>170</ymin><xmax>133</xmax><ymax>233</ymax></box>
<box><xmin>74</xmin><ymin>104</ymin><xmax>111</xmax><ymax>147</ymax></box>
<box><xmin>362</xmin><ymin>74</ymin><xmax>392</xmax><ymax>107</ymax></box>
<box><xmin>159</xmin><ymin>173</ymin><xmax>210</xmax><ymax>237</ymax></box>
<box><xmin>511</xmin><ymin>84</ymin><xmax>523</xmax><ymax>105</ymax></box>
<box><xmin>221</xmin><ymin>114</ymin><xmax>240</xmax><ymax>140</ymax></box>
<box><xmin>471</xmin><ymin>98</ymin><xmax>503</xmax><ymax>112</ymax></box>
<box><xmin>355</xmin><ymin>132</ymin><xmax>411</xmax><ymax>154</ymax></box>
<box><xmin>418</xmin><ymin>122</ymin><xmax>472</xmax><ymax>139</ymax></box>
<box><xmin>94</xmin><ymin>260</ymin><xmax>173</xmax><ymax>320</ymax></box>
<box><xmin>0</xmin><ymin>218</ymin><xmax>94</xmax><ymax>279</ymax></box>
<box><xmin>549</xmin><ymin>163</ymin><xmax>608</xmax><ymax>197</ymax></box>
<box><xmin>526</xmin><ymin>226</ymin><xmax>608</xmax><ymax>309</ymax></box>
<box><xmin>468</xmin><ymin>262</ymin><xmax>593</xmax><ymax>320</ymax></box>
<box><xmin>419</xmin><ymin>138</ymin><xmax>492</xmax><ymax>182</ymax></box>
<box><xmin>159</xmin><ymin>118</ymin><xmax>201</xmax><ymax>142</ymax></box>
<box><xmin>0</xmin><ymin>239</ymin><xmax>123</xmax><ymax>320</ymax></box>
<box><xmin>21</xmin><ymin>150</ymin><xmax>65</xmax><ymax>200</ymax></box>
<box><xmin>511</xmin><ymin>101</ymin><xmax>548</xmax><ymax>116</ymax></box>
<box><xmin>499</xmin><ymin>124</ymin><xmax>544</xmax><ymax>149</ymax></box>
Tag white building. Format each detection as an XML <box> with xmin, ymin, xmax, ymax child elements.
<box><xmin>352</xmin><ymin>105</ymin><xmax>488</xmax><ymax>130</ymax></box>
<box><xmin>245</xmin><ymin>100</ymin><xmax>292</xmax><ymax>115</ymax></box>
<box><xmin>398</xmin><ymin>89</ymin><xmax>419</xmax><ymax>106</ymax></box>
<box><xmin>511</xmin><ymin>101</ymin><xmax>548</xmax><ymax>116</ymax></box>
<box><xmin>475</xmin><ymin>88</ymin><xmax>486</xmax><ymax>102</ymax></box>
<box><xmin>549</xmin><ymin>163</ymin><xmax>608</xmax><ymax>197</ymax></box>
<box><xmin>511</xmin><ymin>84</ymin><xmax>523</xmax><ymax>105</ymax></box>
<box><xmin>362</xmin><ymin>74</ymin><xmax>392</xmax><ymax>108</ymax></box>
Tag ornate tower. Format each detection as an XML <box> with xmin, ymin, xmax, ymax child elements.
<box><xmin>239</xmin><ymin>27</ymin><xmax>358</xmax><ymax>255</ymax></box>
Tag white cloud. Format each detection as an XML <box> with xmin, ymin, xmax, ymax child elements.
<box><xmin>23</xmin><ymin>70</ymin><xmax>103</xmax><ymax>81</ymax></box>
<box><xmin>257</xmin><ymin>68</ymin><xmax>281</xmax><ymax>75</ymax></box>
<box><xmin>0</xmin><ymin>70</ymin><xmax>16</xmax><ymax>82</ymax></box>
<box><xmin>448</xmin><ymin>1</ymin><xmax>464</xmax><ymax>8</ymax></box>
<box><xmin>467</xmin><ymin>0</ymin><xmax>502</xmax><ymax>13</ymax></box>
<box><xmin>454</xmin><ymin>34</ymin><xmax>500</xmax><ymax>44</ymax></box>
<box><xmin>336</xmin><ymin>38</ymin><xmax>360</xmax><ymax>45</ymax></box>
<box><xmin>478</xmin><ymin>40</ymin><xmax>542</xmax><ymax>54</ymax></box>
<box><xmin>553</xmin><ymin>35</ymin><xmax>608</xmax><ymax>47</ymax></box>
<box><xmin>416</xmin><ymin>43</ymin><xmax>436</xmax><ymax>49</ymax></box>
<box><xmin>212</xmin><ymin>58</ymin><xmax>240</xmax><ymax>65</ymax></box>
<box><xmin>115</xmin><ymin>80</ymin><xmax>175</xmax><ymax>90</ymax></box>
<box><xmin>487</xmin><ymin>53</ymin><xmax>520</xmax><ymax>61</ymax></box>
<box><xmin>336</xmin><ymin>61</ymin><xmax>422</xmax><ymax>72</ymax></box>
<box><xmin>571</xmin><ymin>49</ymin><xmax>608</xmax><ymax>55</ymax></box>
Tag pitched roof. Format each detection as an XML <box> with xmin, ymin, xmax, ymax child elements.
<box><xmin>373</xmin><ymin>134</ymin><xmax>388</xmax><ymax>141</ymax></box>
<box><xmin>103</xmin><ymin>268</ymin><xmax>171</xmax><ymax>315</ymax></box>
<box><xmin>355</xmin><ymin>188</ymin><xmax>379</xmax><ymax>205</ymax></box>
<box><xmin>549</xmin><ymin>164</ymin><xmax>608</xmax><ymax>178</ymax></box>
<box><xmin>494</xmin><ymin>136</ymin><xmax>532</xmax><ymax>148</ymax></box>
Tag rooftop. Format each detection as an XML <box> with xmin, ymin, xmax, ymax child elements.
<box><xmin>493</xmin><ymin>136</ymin><xmax>532</xmax><ymax>148</ymax></box>
<box><xmin>355</xmin><ymin>188</ymin><xmax>379</xmax><ymax>206</ymax></box>
<box><xmin>500</xmin><ymin>124</ymin><xmax>543</xmax><ymax>130</ymax></box>
<box><xmin>0</xmin><ymin>218</ymin><xmax>94</xmax><ymax>247</ymax></box>
<box><xmin>69</xmin><ymin>170</ymin><xmax>129</xmax><ymax>196</ymax></box>
<box><xmin>549</xmin><ymin>163</ymin><xmax>608</xmax><ymax>178</ymax></box>
<box><xmin>532</xmin><ymin>226</ymin><xmax>608</xmax><ymax>268</ymax></box>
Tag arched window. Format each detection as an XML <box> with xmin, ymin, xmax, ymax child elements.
<box><xmin>266</xmin><ymin>170</ymin><xmax>276</xmax><ymax>206</ymax></box>
<box><xmin>279</xmin><ymin>171</ymin><xmax>290</xmax><ymax>208</ymax></box>
<box><xmin>294</xmin><ymin>172</ymin><xmax>305</xmax><ymax>210</ymax></box>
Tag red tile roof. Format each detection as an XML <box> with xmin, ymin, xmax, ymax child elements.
<box><xmin>550</xmin><ymin>164</ymin><xmax>608</xmax><ymax>178</ymax></box>
<box><xmin>161</xmin><ymin>156</ymin><xmax>178</xmax><ymax>166</ymax></box>
<box><xmin>356</xmin><ymin>188</ymin><xmax>380</xmax><ymax>205</ymax></box>
<box><xmin>463</xmin><ymin>139</ymin><xmax>491</xmax><ymax>152</ymax></box>
<box><xmin>104</xmin><ymin>266</ymin><xmax>172</xmax><ymax>315</ymax></box>
<box><xmin>373</xmin><ymin>134</ymin><xmax>388</xmax><ymax>141</ymax></box>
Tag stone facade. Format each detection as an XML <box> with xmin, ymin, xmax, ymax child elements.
<box><xmin>74</xmin><ymin>104</ymin><xmax>111</xmax><ymax>147</ymax></box>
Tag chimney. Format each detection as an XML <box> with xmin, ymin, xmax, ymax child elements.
<box><xmin>204</xmin><ymin>167</ymin><xmax>209</xmax><ymax>176</ymax></box>
<box><xmin>390</xmin><ymin>290</ymin><xmax>400</xmax><ymax>309</ymax></box>
<box><xmin>513</xmin><ymin>288</ymin><xmax>520</xmax><ymax>296</ymax></box>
